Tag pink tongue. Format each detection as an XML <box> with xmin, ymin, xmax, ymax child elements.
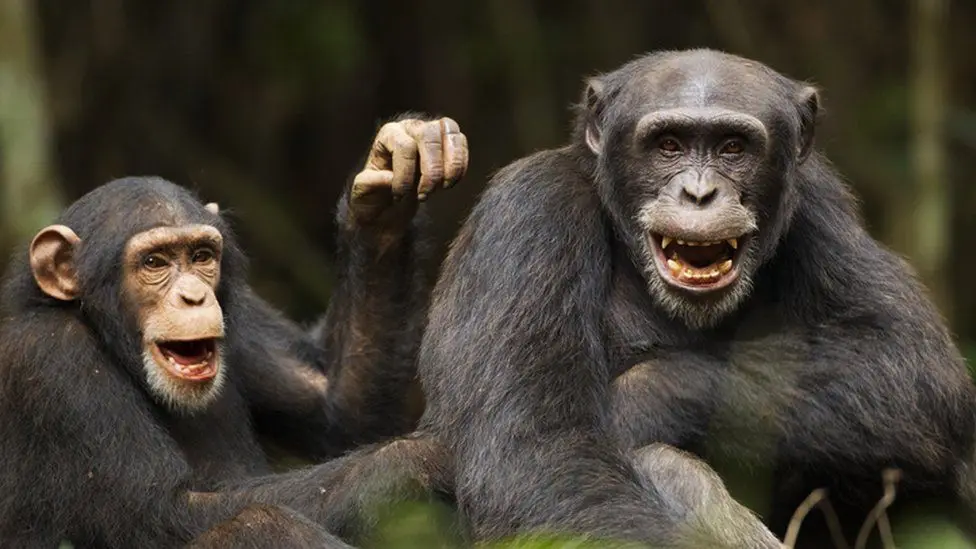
<box><xmin>162</xmin><ymin>341</ymin><xmax>207</xmax><ymax>365</ymax></box>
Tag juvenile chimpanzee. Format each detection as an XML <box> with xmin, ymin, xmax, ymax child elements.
<box><xmin>405</xmin><ymin>50</ymin><xmax>976</xmax><ymax>547</ymax></box>
<box><xmin>0</xmin><ymin>117</ymin><xmax>467</xmax><ymax>547</ymax></box>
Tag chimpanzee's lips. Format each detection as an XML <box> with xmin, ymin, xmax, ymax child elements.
<box><xmin>650</xmin><ymin>234</ymin><xmax>744</xmax><ymax>293</ymax></box>
<box><xmin>153</xmin><ymin>339</ymin><xmax>219</xmax><ymax>381</ymax></box>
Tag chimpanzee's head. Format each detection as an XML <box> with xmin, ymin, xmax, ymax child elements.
<box><xmin>27</xmin><ymin>177</ymin><xmax>247</xmax><ymax>412</ymax></box>
<box><xmin>578</xmin><ymin>49</ymin><xmax>820</xmax><ymax>328</ymax></box>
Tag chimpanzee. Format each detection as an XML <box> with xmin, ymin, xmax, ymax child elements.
<box><xmin>187</xmin><ymin>505</ymin><xmax>354</xmax><ymax>549</ymax></box>
<box><xmin>405</xmin><ymin>49</ymin><xmax>976</xmax><ymax>548</ymax></box>
<box><xmin>0</xmin><ymin>116</ymin><xmax>467</xmax><ymax>547</ymax></box>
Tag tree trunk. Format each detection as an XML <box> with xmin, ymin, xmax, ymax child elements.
<box><xmin>908</xmin><ymin>0</ymin><xmax>952</xmax><ymax>324</ymax></box>
<box><xmin>0</xmin><ymin>0</ymin><xmax>61</xmax><ymax>255</ymax></box>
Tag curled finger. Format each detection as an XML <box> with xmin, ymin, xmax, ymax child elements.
<box><xmin>406</xmin><ymin>121</ymin><xmax>446</xmax><ymax>201</ymax></box>
<box><xmin>352</xmin><ymin>170</ymin><xmax>395</xmax><ymax>200</ymax></box>
<box><xmin>441</xmin><ymin>118</ymin><xmax>468</xmax><ymax>187</ymax></box>
<box><xmin>388</xmin><ymin>127</ymin><xmax>420</xmax><ymax>199</ymax></box>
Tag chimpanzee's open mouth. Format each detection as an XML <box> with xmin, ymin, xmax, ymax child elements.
<box><xmin>153</xmin><ymin>339</ymin><xmax>219</xmax><ymax>382</ymax></box>
<box><xmin>651</xmin><ymin>235</ymin><xmax>744</xmax><ymax>292</ymax></box>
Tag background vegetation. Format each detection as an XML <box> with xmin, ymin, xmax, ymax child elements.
<box><xmin>2</xmin><ymin>1</ymin><xmax>974</xmax><ymax>547</ymax></box>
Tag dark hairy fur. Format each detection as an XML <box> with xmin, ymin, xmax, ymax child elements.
<box><xmin>0</xmin><ymin>176</ymin><xmax>440</xmax><ymax>547</ymax></box>
<box><xmin>412</xmin><ymin>49</ymin><xmax>976</xmax><ymax>547</ymax></box>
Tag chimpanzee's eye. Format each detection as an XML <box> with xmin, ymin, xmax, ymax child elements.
<box><xmin>658</xmin><ymin>137</ymin><xmax>683</xmax><ymax>154</ymax></box>
<box><xmin>143</xmin><ymin>254</ymin><xmax>169</xmax><ymax>270</ymax></box>
<box><xmin>191</xmin><ymin>249</ymin><xmax>215</xmax><ymax>264</ymax></box>
<box><xmin>719</xmin><ymin>138</ymin><xmax>746</xmax><ymax>156</ymax></box>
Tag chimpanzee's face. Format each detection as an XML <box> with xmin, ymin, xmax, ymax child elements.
<box><xmin>121</xmin><ymin>224</ymin><xmax>227</xmax><ymax>411</ymax></box>
<box><xmin>30</xmin><ymin>218</ymin><xmax>228</xmax><ymax>413</ymax></box>
<box><xmin>583</xmin><ymin>50</ymin><xmax>818</xmax><ymax>328</ymax></box>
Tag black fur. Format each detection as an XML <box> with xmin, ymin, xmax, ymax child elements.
<box><xmin>415</xmin><ymin>49</ymin><xmax>976</xmax><ymax>547</ymax></box>
<box><xmin>0</xmin><ymin>175</ymin><xmax>435</xmax><ymax>547</ymax></box>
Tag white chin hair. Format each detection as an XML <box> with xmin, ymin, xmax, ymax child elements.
<box><xmin>644</xmin><ymin>261</ymin><xmax>753</xmax><ymax>330</ymax></box>
<box><xmin>142</xmin><ymin>345</ymin><xmax>225</xmax><ymax>414</ymax></box>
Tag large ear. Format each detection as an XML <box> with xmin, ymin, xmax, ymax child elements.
<box><xmin>583</xmin><ymin>77</ymin><xmax>606</xmax><ymax>155</ymax></box>
<box><xmin>29</xmin><ymin>225</ymin><xmax>82</xmax><ymax>301</ymax></box>
<box><xmin>796</xmin><ymin>85</ymin><xmax>820</xmax><ymax>163</ymax></box>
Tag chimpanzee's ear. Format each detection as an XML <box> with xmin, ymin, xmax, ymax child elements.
<box><xmin>796</xmin><ymin>85</ymin><xmax>820</xmax><ymax>163</ymax></box>
<box><xmin>583</xmin><ymin>77</ymin><xmax>607</xmax><ymax>155</ymax></box>
<box><xmin>30</xmin><ymin>225</ymin><xmax>82</xmax><ymax>301</ymax></box>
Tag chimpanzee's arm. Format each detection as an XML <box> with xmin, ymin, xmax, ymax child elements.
<box><xmin>417</xmin><ymin>150</ymin><xmax>680</xmax><ymax>545</ymax></box>
<box><xmin>218</xmin><ymin>433</ymin><xmax>459</xmax><ymax>545</ymax></box>
<box><xmin>230</xmin><ymin>200</ymin><xmax>430</xmax><ymax>460</ymax></box>
<box><xmin>609</xmin><ymin>188</ymin><xmax>976</xmax><ymax>529</ymax></box>
<box><xmin>763</xmin><ymin>194</ymin><xmax>976</xmax><ymax>485</ymax></box>
<box><xmin>0</xmin><ymin>312</ymin><xmax>453</xmax><ymax>547</ymax></box>
<box><xmin>187</xmin><ymin>504</ymin><xmax>355</xmax><ymax>549</ymax></box>
<box><xmin>235</xmin><ymin>116</ymin><xmax>466</xmax><ymax>460</ymax></box>
<box><xmin>0</xmin><ymin>313</ymin><xmax>254</xmax><ymax>546</ymax></box>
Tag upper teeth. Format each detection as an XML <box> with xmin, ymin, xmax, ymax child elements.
<box><xmin>661</xmin><ymin>237</ymin><xmax>740</xmax><ymax>249</ymax></box>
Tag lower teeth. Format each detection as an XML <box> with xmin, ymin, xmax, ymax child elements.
<box><xmin>166</xmin><ymin>356</ymin><xmax>211</xmax><ymax>374</ymax></box>
<box><xmin>667</xmin><ymin>258</ymin><xmax>733</xmax><ymax>281</ymax></box>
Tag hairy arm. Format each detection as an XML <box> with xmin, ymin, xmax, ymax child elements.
<box><xmin>0</xmin><ymin>313</ymin><xmax>252</xmax><ymax>546</ymax></box>
<box><xmin>237</xmin><ymin>117</ymin><xmax>466</xmax><ymax>459</ymax></box>
<box><xmin>764</xmin><ymin>168</ymin><xmax>974</xmax><ymax>479</ymax></box>
<box><xmin>231</xmin><ymin>203</ymin><xmax>430</xmax><ymax>459</ymax></box>
<box><xmin>0</xmin><ymin>313</ymin><xmax>450</xmax><ymax>546</ymax></box>
<box><xmin>419</xmin><ymin>150</ymin><xmax>677</xmax><ymax>544</ymax></box>
<box><xmin>610</xmin><ymin>166</ymin><xmax>976</xmax><ymax>506</ymax></box>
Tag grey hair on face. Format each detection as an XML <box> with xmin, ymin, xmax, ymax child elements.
<box><xmin>142</xmin><ymin>343</ymin><xmax>227</xmax><ymax>414</ymax></box>
<box><xmin>634</xmin><ymin>206</ymin><xmax>760</xmax><ymax>329</ymax></box>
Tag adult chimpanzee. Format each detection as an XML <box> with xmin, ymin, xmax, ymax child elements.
<box><xmin>0</xmin><ymin>117</ymin><xmax>467</xmax><ymax>547</ymax></box>
<box><xmin>405</xmin><ymin>49</ymin><xmax>976</xmax><ymax>547</ymax></box>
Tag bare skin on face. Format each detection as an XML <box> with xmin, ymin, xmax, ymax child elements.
<box><xmin>29</xmin><ymin>223</ymin><xmax>227</xmax><ymax>410</ymax></box>
<box><xmin>626</xmin><ymin>114</ymin><xmax>764</xmax><ymax>296</ymax></box>
<box><xmin>122</xmin><ymin>225</ymin><xmax>227</xmax><ymax>409</ymax></box>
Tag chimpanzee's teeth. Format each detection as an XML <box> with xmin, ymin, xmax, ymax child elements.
<box><xmin>666</xmin><ymin>256</ymin><xmax>735</xmax><ymax>283</ymax></box>
<box><xmin>662</xmin><ymin>237</ymin><xmax>733</xmax><ymax>248</ymax></box>
<box><xmin>165</xmin><ymin>354</ymin><xmax>212</xmax><ymax>374</ymax></box>
<box><xmin>661</xmin><ymin>236</ymin><xmax>742</xmax><ymax>250</ymax></box>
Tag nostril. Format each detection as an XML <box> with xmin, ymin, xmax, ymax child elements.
<box><xmin>181</xmin><ymin>293</ymin><xmax>205</xmax><ymax>306</ymax></box>
<box><xmin>681</xmin><ymin>183</ymin><xmax>718</xmax><ymax>206</ymax></box>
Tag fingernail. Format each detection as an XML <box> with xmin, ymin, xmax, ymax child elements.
<box><xmin>444</xmin><ymin>180</ymin><xmax>454</xmax><ymax>189</ymax></box>
<box><xmin>418</xmin><ymin>192</ymin><xmax>428</xmax><ymax>201</ymax></box>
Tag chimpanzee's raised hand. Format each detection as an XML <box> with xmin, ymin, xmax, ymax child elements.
<box><xmin>349</xmin><ymin>117</ymin><xmax>468</xmax><ymax>228</ymax></box>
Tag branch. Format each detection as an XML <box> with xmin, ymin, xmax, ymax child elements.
<box><xmin>854</xmin><ymin>468</ymin><xmax>902</xmax><ymax>549</ymax></box>
<box><xmin>783</xmin><ymin>488</ymin><xmax>850</xmax><ymax>549</ymax></box>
